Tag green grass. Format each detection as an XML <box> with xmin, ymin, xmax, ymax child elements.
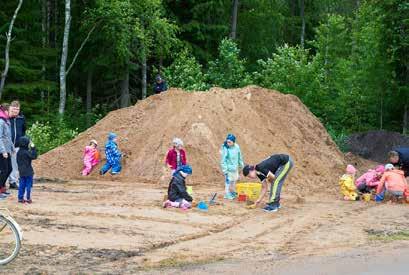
<box><xmin>366</xmin><ymin>229</ymin><xmax>409</xmax><ymax>241</ymax></box>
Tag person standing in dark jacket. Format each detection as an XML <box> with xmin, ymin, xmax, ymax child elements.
<box><xmin>0</xmin><ymin>104</ymin><xmax>14</xmax><ymax>198</ymax></box>
<box><xmin>389</xmin><ymin>148</ymin><xmax>409</xmax><ymax>177</ymax></box>
<box><xmin>9</xmin><ymin>100</ymin><xmax>26</xmax><ymax>189</ymax></box>
<box><xmin>154</xmin><ymin>75</ymin><xmax>168</xmax><ymax>94</ymax></box>
<box><xmin>17</xmin><ymin>136</ymin><xmax>37</xmax><ymax>203</ymax></box>
<box><xmin>163</xmin><ymin>165</ymin><xmax>193</xmax><ymax>209</ymax></box>
<box><xmin>243</xmin><ymin>153</ymin><xmax>294</xmax><ymax>213</ymax></box>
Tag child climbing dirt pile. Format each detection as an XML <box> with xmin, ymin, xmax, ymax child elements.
<box><xmin>34</xmin><ymin>86</ymin><xmax>346</xmax><ymax>193</ymax></box>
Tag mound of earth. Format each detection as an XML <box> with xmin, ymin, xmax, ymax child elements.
<box><xmin>346</xmin><ymin>130</ymin><xmax>409</xmax><ymax>163</ymax></box>
<box><xmin>35</xmin><ymin>86</ymin><xmax>345</xmax><ymax>193</ymax></box>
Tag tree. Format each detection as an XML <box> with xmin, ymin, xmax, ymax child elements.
<box><xmin>0</xmin><ymin>0</ymin><xmax>23</xmax><ymax>98</ymax></box>
<box><xmin>58</xmin><ymin>0</ymin><xmax>71</xmax><ymax>115</ymax></box>
<box><xmin>230</xmin><ymin>0</ymin><xmax>239</xmax><ymax>39</ymax></box>
<box><xmin>164</xmin><ymin>49</ymin><xmax>207</xmax><ymax>91</ymax></box>
<box><xmin>207</xmin><ymin>38</ymin><xmax>251</xmax><ymax>88</ymax></box>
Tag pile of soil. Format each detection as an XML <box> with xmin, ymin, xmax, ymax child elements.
<box><xmin>346</xmin><ymin>130</ymin><xmax>409</xmax><ymax>163</ymax></box>
<box><xmin>35</xmin><ymin>86</ymin><xmax>346</xmax><ymax>193</ymax></box>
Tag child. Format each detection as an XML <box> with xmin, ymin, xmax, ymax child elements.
<box><xmin>165</xmin><ymin>138</ymin><xmax>187</xmax><ymax>175</ymax></box>
<box><xmin>220</xmin><ymin>134</ymin><xmax>244</xmax><ymax>200</ymax></box>
<box><xmin>355</xmin><ymin>165</ymin><xmax>385</xmax><ymax>193</ymax></box>
<box><xmin>375</xmin><ymin>164</ymin><xmax>409</xmax><ymax>202</ymax></box>
<box><xmin>82</xmin><ymin>139</ymin><xmax>100</xmax><ymax>176</ymax></box>
<box><xmin>16</xmin><ymin>136</ymin><xmax>37</xmax><ymax>203</ymax></box>
<box><xmin>100</xmin><ymin>132</ymin><xmax>122</xmax><ymax>175</ymax></box>
<box><xmin>339</xmin><ymin>164</ymin><xmax>358</xmax><ymax>201</ymax></box>
<box><xmin>163</xmin><ymin>165</ymin><xmax>193</xmax><ymax>209</ymax></box>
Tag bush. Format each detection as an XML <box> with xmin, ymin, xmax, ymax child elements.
<box><xmin>27</xmin><ymin>121</ymin><xmax>78</xmax><ymax>154</ymax></box>
<box><xmin>163</xmin><ymin>49</ymin><xmax>208</xmax><ymax>91</ymax></box>
<box><xmin>207</xmin><ymin>38</ymin><xmax>252</xmax><ymax>88</ymax></box>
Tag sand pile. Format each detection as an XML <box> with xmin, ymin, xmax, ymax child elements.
<box><xmin>35</xmin><ymin>86</ymin><xmax>346</xmax><ymax>193</ymax></box>
<box><xmin>346</xmin><ymin>130</ymin><xmax>409</xmax><ymax>163</ymax></box>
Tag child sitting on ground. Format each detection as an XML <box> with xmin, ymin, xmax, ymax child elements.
<box><xmin>165</xmin><ymin>138</ymin><xmax>187</xmax><ymax>175</ymax></box>
<box><xmin>100</xmin><ymin>132</ymin><xmax>122</xmax><ymax>175</ymax></box>
<box><xmin>355</xmin><ymin>165</ymin><xmax>385</xmax><ymax>193</ymax></box>
<box><xmin>339</xmin><ymin>164</ymin><xmax>358</xmax><ymax>201</ymax></box>
<box><xmin>82</xmin><ymin>139</ymin><xmax>100</xmax><ymax>176</ymax></box>
<box><xmin>375</xmin><ymin>164</ymin><xmax>409</xmax><ymax>202</ymax></box>
<box><xmin>163</xmin><ymin>165</ymin><xmax>193</xmax><ymax>209</ymax></box>
<box><xmin>17</xmin><ymin>136</ymin><xmax>37</xmax><ymax>203</ymax></box>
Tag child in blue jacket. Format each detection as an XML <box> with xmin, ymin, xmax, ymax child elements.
<box><xmin>100</xmin><ymin>132</ymin><xmax>122</xmax><ymax>175</ymax></box>
<box><xmin>220</xmin><ymin>134</ymin><xmax>244</xmax><ymax>200</ymax></box>
<box><xmin>17</xmin><ymin>136</ymin><xmax>37</xmax><ymax>203</ymax></box>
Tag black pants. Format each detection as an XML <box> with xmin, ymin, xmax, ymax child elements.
<box><xmin>0</xmin><ymin>154</ymin><xmax>12</xmax><ymax>188</ymax></box>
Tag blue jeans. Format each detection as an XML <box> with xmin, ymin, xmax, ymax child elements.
<box><xmin>18</xmin><ymin>176</ymin><xmax>33</xmax><ymax>200</ymax></box>
<box><xmin>100</xmin><ymin>161</ymin><xmax>121</xmax><ymax>174</ymax></box>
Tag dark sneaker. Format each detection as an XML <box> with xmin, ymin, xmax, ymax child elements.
<box><xmin>9</xmin><ymin>182</ymin><xmax>18</xmax><ymax>189</ymax></box>
<box><xmin>99</xmin><ymin>170</ymin><xmax>104</xmax><ymax>175</ymax></box>
<box><xmin>18</xmin><ymin>199</ymin><xmax>25</xmax><ymax>203</ymax></box>
<box><xmin>26</xmin><ymin>199</ymin><xmax>32</xmax><ymax>204</ymax></box>
<box><xmin>263</xmin><ymin>204</ymin><xmax>279</xmax><ymax>213</ymax></box>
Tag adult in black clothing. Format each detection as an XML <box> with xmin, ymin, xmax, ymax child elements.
<box><xmin>243</xmin><ymin>154</ymin><xmax>294</xmax><ymax>213</ymax></box>
<box><xmin>389</xmin><ymin>148</ymin><xmax>409</xmax><ymax>177</ymax></box>
<box><xmin>154</xmin><ymin>75</ymin><xmax>168</xmax><ymax>94</ymax></box>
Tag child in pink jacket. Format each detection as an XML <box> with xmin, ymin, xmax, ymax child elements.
<box><xmin>82</xmin><ymin>140</ymin><xmax>100</xmax><ymax>176</ymax></box>
<box><xmin>355</xmin><ymin>165</ymin><xmax>385</xmax><ymax>193</ymax></box>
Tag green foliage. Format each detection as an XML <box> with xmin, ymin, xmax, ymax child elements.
<box><xmin>163</xmin><ymin>50</ymin><xmax>207</xmax><ymax>91</ymax></box>
<box><xmin>27</xmin><ymin>121</ymin><xmax>78</xmax><ymax>154</ymax></box>
<box><xmin>207</xmin><ymin>38</ymin><xmax>251</xmax><ymax>88</ymax></box>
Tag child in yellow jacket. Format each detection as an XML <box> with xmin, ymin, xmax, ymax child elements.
<box><xmin>339</xmin><ymin>164</ymin><xmax>358</xmax><ymax>201</ymax></box>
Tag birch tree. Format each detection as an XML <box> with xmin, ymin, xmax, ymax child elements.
<box><xmin>59</xmin><ymin>0</ymin><xmax>71</xmax><ymax>115</ymax></box>
<box><xmin>0</xmin><ymin>0</ymin><xmax>23</xmax><ymax>98</ymax></box>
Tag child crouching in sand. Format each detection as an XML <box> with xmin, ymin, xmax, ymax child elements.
<box><xmin>375</xmin><ymin>164</ymin><xmax>409</xmax><ymax>202</ymax></box>
<box><xmin>339</xmin><ymin>164</ymin><xmax>358</xmax><ymax>201</ymax></box>
<box><xmin>163</xmin><ymin>165</ymin><xmax>193</xmax><ymax>210</ymax></box>
<box><xmin>82</xmin><ymin>139</ymin><xmax>99</xmax><ymax>176</ymax></box>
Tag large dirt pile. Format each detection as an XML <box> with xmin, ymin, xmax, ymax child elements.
<box><xmin>346</xmin><ymin>130</ymin><xmax>409</xmax><ymax>163</ymax></box>
<box><xmin>35</xmin><ymin>86</ymin><xmax>345</xmax><ymax>193</ymax></box>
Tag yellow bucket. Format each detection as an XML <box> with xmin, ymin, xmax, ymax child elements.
<box><xmin>362</xmin><ymin>193</ymin><xmax>371</xmax><ymax>202</ymax></box>
<box><xmin>236</xmin><ymin>182</ymin><xmax>262</xmax><ymax>201</ymax></box>
<box><xmin>187</xmin><ymin>186</ymin><xmax>193</xmax><ymax>196</ymax></box>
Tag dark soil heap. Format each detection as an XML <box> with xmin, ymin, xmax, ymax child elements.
<box><xmin>35</xmin><ymin>86</ymin><xmax>346</xmax><ymax>193</ymax></box>
<box><xmin>346</xmin><ymin>130</ymin><xmax>409</xmax><ymax>163</ymax></box>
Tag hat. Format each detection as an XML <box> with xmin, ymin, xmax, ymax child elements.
<box><xmin>243</xmin><ymin>165</ymin><xmax>253</xmax><ymax>176</ymax></box>
<box><xmin>173</xmin><ymin>138</ymin><xmax>184</xmax><ymax>147</ymax></box>
<box><xmin>90</xmin><ymin>139</ymin><xmax>98</xmax><ymax>146</ymax></box>
<box><xmin>385</xmin><ymin>163</ymin><xmax>394</xmax><ymax>171</ymax></box>
<box><xmin>375</xmin><ymin>165</ymin><xmax>385</xmax><ymax>173</ymax></box>
<box><xmin>176</xmin><ymin>165</ymin><xmax>192</xmax><ymax>176</ymax></box>
<box><xmin>226</xmin><ymin>133</ymin><xmax>236</xmax><ymax>143</ymax></box>
<box><xmin>346</xmin><ymin>164</ymin><xmax>356</xmax><ymax>175</ymax></box>
<box><xmin>108</xmin><ymin>132</ymin><xmax>117</xmax><ymax>140</ymax></box>
<box><xmin>156</xmin><ymin>75</ymin><xmax>162</xmax><ymax>82</ymax></box>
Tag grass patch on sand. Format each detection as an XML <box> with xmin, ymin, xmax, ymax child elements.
<box><xmin>145</xmin><ymin>255</ymin><xmax>225</xmax><ymax>270</ymax></box>
<box><xmin>366</xmin><ymin>229</ymin><xmax>409</xmax><ymax>241</ymax></box>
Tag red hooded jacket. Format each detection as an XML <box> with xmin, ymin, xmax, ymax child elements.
<box><xmin>165</xmin><ymin>148</ymin><xmax>187</xmax><ymax>170</ymax></box>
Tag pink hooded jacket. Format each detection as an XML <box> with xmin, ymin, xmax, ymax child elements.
<box><xmin>355</xmin><ymin>165</ymin><xmax>384</xmax><ymax>188</ymax></box>
<box><xmin>83</xmin><ymin>145</ymin><xmax>99</xmax><ymax>166</ymax></box>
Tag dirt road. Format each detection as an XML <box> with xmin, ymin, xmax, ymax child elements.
<box><xmin>1</xmin><ymin>180</ymin><xmax>408</xmax><ymax>274</ymax></box>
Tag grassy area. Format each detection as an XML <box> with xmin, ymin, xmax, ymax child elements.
<box><xmin>366</xmin><ymin>229</ymin><xmax>409</xmax><ymax>241</ymax></box>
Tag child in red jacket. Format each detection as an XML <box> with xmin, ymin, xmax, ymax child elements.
<box><xmin>165</xmin><ymin>138</ymin><xmax>187</xmax><ymax>175</ymax></box>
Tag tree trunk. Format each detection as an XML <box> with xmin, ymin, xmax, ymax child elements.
<box><xmin>120</xmin><ymin>68</ymin><xmax>130</xmax><ymax>108</ymax></box>
<box><xmin>141</xmin><ymin>53</ymin><xmax>147</xmax><ymax>99</ymax></box>
<box><xmin>380</xmin><ymin>92</ymin><xmax>384</xmax><ymax>130</ymax></box>
<box><xmin>41</xmin><ymin>0</ymin><xmax>47</xmax><ymax>108</ymax></box>
<box><xmin>0</xmin><ymin>0</ymin><xmax>24</xmax><ymax>98</ymax></box>
<box><xmin>59</xmin><ymin>0</ymin><xmax>71</xmax><ymax>115</ymax></box>
<box><xmin>230</xmin><ymin>0</ymin><xmax>239</xmax><ymax>40</ymax></box>
<box><xmin>404</xmin><ymin>102</ymin><xmax>408</xmax><ymax>135</ymax></box>
<box><xmin>299</xmin><ymin>0</ymin><xmax>305</xmax><ymax>48</ymax></box>
<box><xmin>86</xmin><ymin>69</ymin><xmax>93</xmax><ymax>126</ymax></box>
